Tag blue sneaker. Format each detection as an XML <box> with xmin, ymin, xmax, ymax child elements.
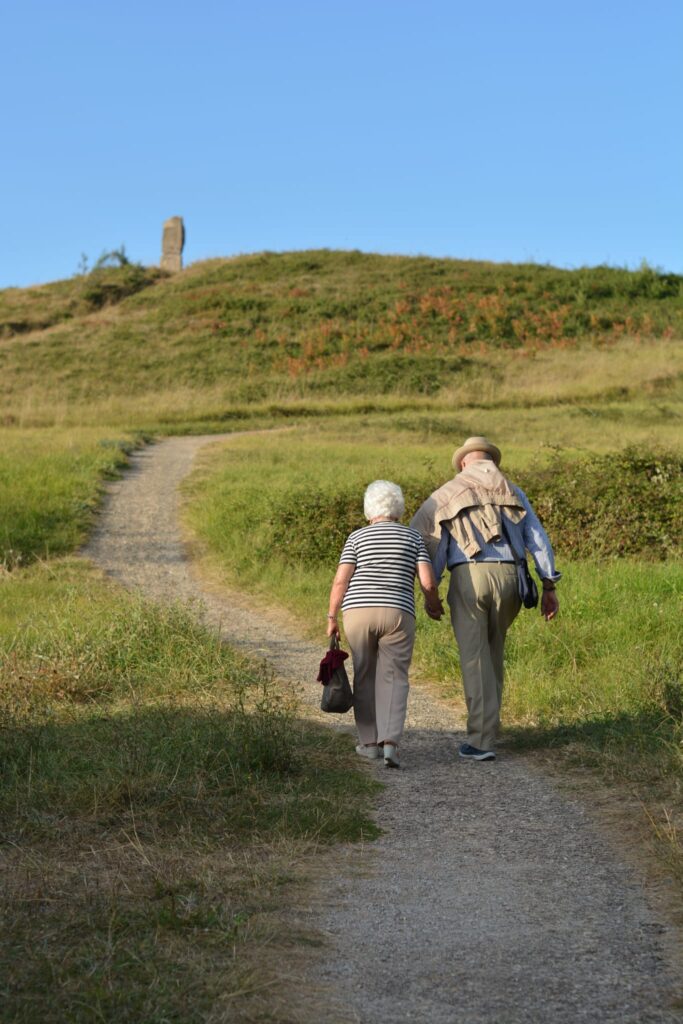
<box><xmin>459</xmin><ymin>743</ymin><xmax>496</xmax><ymax>761</ymax></box>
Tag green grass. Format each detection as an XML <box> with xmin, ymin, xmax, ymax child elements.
<box><xmin>0</xmin><ymin>560</ymin><xmax>378</xmax><ymax>1021</ymax></box>
<box><xmin>0</xmin><ymin>428</ymin><xmax>144</xmax><ymax>566</ymax></box>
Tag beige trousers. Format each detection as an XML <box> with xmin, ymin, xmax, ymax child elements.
<box><xmin>343</xmin><ymin>607</ymin><xmax>416</xmax><ymax>746</ymax></box>
<box><xmin>447</xmin><ymin>563</ymin><xmax>521</xmax><ymax>751</ymax></box>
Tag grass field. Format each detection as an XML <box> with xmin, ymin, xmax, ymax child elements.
<box><xmin>1</xmin><ymin>250</ymin><xmax>682</xmax><ymax>1017</ymax></box>
<box><xmin>0</xmin><ymin>421</ymin><xmax>380</xmax><ymax>1019</ymax></box>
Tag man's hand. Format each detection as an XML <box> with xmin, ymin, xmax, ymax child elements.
<box><xmin>541</xmin><ymin>590</ymin><xmax>559</xmax><ymax>621</ymax></box>
<box><xmin>326</xmin><ymin>617</ymin><xmax>340</xmax><ymax>638</ymax></box>
<box><xmin>425</xmin><ymin>598</ymin><xmax>445</xmax><ymax>621</ymax></box>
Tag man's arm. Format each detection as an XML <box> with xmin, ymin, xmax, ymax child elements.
<box><xmin>431</xmin><ymin>526</ymin><xmax>449</xmax><ymax>583</ymax></box>
<box><xmin>409</xmin><ymin>497</ymin><xmax>441</xmax><ymax>563</ymax></box>
<box><xmin>513</xmin><ymin>486</ymin><xmax>561</xmax><ymax>620</ymax></box>
<box><xmin>513</xmin><ymin>486</ymin><xmax>561</xmax><ymax>584</ymax></box>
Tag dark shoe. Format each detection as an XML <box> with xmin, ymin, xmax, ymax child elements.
<box><xmin>459</xmin><ymin>743</ymin><xmax>496</xmax><ymax>761</ymax></box>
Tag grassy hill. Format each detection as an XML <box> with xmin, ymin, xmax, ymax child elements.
<box><xmin>2</xmin><ymin>250</ymin><xmax>682</xmax><ymax>428</ymax></box>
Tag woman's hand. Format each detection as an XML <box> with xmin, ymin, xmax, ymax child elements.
<box><xmin>418</xmin><ymin>562</ymin><xmax>444</xmax><ymax>620</ymax></box>
<box><xmin>326</xmin><ymin>616</ymin><xmax>340</xmax><ymax>638</ymax></box>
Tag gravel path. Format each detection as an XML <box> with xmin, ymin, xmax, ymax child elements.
<box><xmin>84</xmin><ymin>435</ymin><xmax>682</xmax><ymax>1024</ymax></box>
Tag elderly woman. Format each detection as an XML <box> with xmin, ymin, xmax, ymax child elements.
<box><xmin>327</xmin><ymin>480</ymin><xmax>443</xmax><ymax>768</ymax></box>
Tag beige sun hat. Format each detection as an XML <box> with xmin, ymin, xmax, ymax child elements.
<box><xmin>452</xmin><ymin>436</ymin><xmax>502</xmax><ymax>471</ymax></box>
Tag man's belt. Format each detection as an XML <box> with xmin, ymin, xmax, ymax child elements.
<box><xmin>449</xmin><ymin>559</ymin><xmax>516</xmax><ymax>568</ymax></box>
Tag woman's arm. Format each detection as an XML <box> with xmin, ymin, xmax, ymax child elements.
<box><xmin>417</xmin><ymin>562</ymin><xmax>444</xmax><ymax>620</ymax></box>
<box><xmin>327</xmin><ymin>563</ymin><xmax>356</xmax><ymax>637</ymax></box>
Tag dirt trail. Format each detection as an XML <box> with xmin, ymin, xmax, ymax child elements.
<box><xmin>84</xmin><ymin>434</ymin><xmax>682</xmax><ymax>1024</ymax></box>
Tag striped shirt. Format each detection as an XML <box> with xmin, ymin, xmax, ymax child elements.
<box><xmin>339</xmin><ymin>521</ymin><xmax>432</xmax><ymax>617</ymax></box>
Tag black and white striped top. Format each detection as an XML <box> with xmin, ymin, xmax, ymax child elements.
<box><xmin>339</xmin><ymin>522</ymin><xmax>432</xmax><ymax>617</ymax></box>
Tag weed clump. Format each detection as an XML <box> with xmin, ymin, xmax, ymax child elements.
<box><xmin>0</xmin><ymin>586</ymin><xmax>332</xmax><ymax>839</ymax></box>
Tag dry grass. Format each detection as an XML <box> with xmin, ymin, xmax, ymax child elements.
<box><xmin>2</xmin><ymin>335</ymin><xmax>682</xmax><ymax>443</ymax></box>
<box><xmin>441</xmin><ymin>335</ymin><xmax>683</xmax><ymax>407</ymax></box>
<box><xmin>0</xmin><ymin>831</ymin><xmax>345</xmax><ymax>1023</ymax></box>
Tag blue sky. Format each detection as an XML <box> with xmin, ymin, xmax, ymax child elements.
<box><xmin>3</xmin><ymin>0</ymin><xmax>682</xmax><ymax>287</ymax></box>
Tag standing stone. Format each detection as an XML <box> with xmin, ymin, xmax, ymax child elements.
<box><xmin>161</xmin><ymin>216</ymin><xmax>185</xmax><ymax>272</ymax></box>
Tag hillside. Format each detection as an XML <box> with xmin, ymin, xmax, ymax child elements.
<box><xmin>1</xmin><ymin>250</ymin><xmax>682</xmax><ymax>427</ymax></box>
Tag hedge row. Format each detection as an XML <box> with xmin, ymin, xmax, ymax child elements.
<box><xmin>269</xmin><ymin>449</ymin><xmax>682</xmax><ymax>566</ymax></box>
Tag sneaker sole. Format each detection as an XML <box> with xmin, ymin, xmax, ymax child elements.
<box><xmin>459</xmin><ymin>751</ymin><xmax>496</xmax><ymax>761</ymax></box>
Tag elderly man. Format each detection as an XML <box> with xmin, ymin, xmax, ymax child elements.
<box><xmin>411</xmin><ymin>436</ymin><xmax>560</xmax><ymax>761</ymax></box>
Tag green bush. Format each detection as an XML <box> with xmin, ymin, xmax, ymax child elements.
<box><xmin>0</xmin><ymin>264</ymin><xmax>163</xmax><ymax>338</ymax></box>
<box><xmin>269</xmin><ymin>474</ymin><xmax>434</xmax><ymax>567</ymax></box>
<box><xmin>80</xmin><ymin>263</ymin><xmax>160</xmax><ymax>310</ymax></box>
<box><xmin>268</xmin><ymin>448</ymin><xmax>682</xmax><ymax>567</ymax></box>
<box><xmin>520</xmin><ymin>447</ymin><xmax>683</xmax><ymax>559</ymax></box>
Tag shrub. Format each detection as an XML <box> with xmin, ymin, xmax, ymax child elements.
<box><xmin>268</xmin><ymin>448</ymin><xmax>682</xmax><ymax>567</ymax></box>
<box><xmin>520</xmin><ymin>448</ymin><xmax>683</xmax><ymax>560</ymax></box>
<box><xmin>80</xmin><ymin>263</ymin><xmax>161</xmax><ymax>310</ymax></box>
<box><xmin>268</xmin><ymin>474</ymin><xmax>436</xmax><ymax>567</ymax></box>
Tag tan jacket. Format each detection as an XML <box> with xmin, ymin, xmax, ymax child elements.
<box><xmin>410</xmin><ymin>461</ymin><xmax>526</xmax><ymax>561</ymax></box>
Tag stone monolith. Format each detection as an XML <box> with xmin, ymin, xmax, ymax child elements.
<box><xmin>161</xmin><ymin>216</ymin><xmax>185</xmax><ymax>272</ymax></box>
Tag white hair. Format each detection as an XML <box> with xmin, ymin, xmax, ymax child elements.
<box><xmin>364</xmin><ymin>480</ymin><xmax>405</xmax><ymax>521</ymax></box>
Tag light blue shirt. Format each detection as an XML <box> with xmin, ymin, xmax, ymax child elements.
<box><xmin>432</xmin><ymin>485</ymin><xmax>561</xmax><ymax>584</ymax></box>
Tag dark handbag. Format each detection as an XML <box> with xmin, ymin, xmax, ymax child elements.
<box><xmin>318</xmin><ymin>635</ymin><xmax>354</xmax><ymax>713</ymax></box>
<box><xmin>516</xmin><ymin>558</ymin><xmax>539</xmax><ymax>609</ymax></box>
<box><xmin>501</xmin><ymin>516</ymin><xmax>539</xmax><ymax>609</ymax></box>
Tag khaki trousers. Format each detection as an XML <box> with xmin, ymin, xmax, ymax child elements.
<box><xmin>447</xmin><ymin>563</ymin><xmax>521</xmax><ymax>751</ymax></box>
<box><xmin>343</xmin><ymin>607</ymin><xmax>416</xmax><ymax>746</ymax></box>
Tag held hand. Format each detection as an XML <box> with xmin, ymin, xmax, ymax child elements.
<box><xmin>425</xmin><ymin>598</ymin><xmax>445</xmax><ymax>621</ymax></box>
<box><xmin>541</xmin><ymin>590</ymin><xmax>559</xmax><ymax>621</ymax></box>
<box><xmin>326</xmin><ymin>618</ymin><xmax>340</xmax><ymax>638</ymax></box>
